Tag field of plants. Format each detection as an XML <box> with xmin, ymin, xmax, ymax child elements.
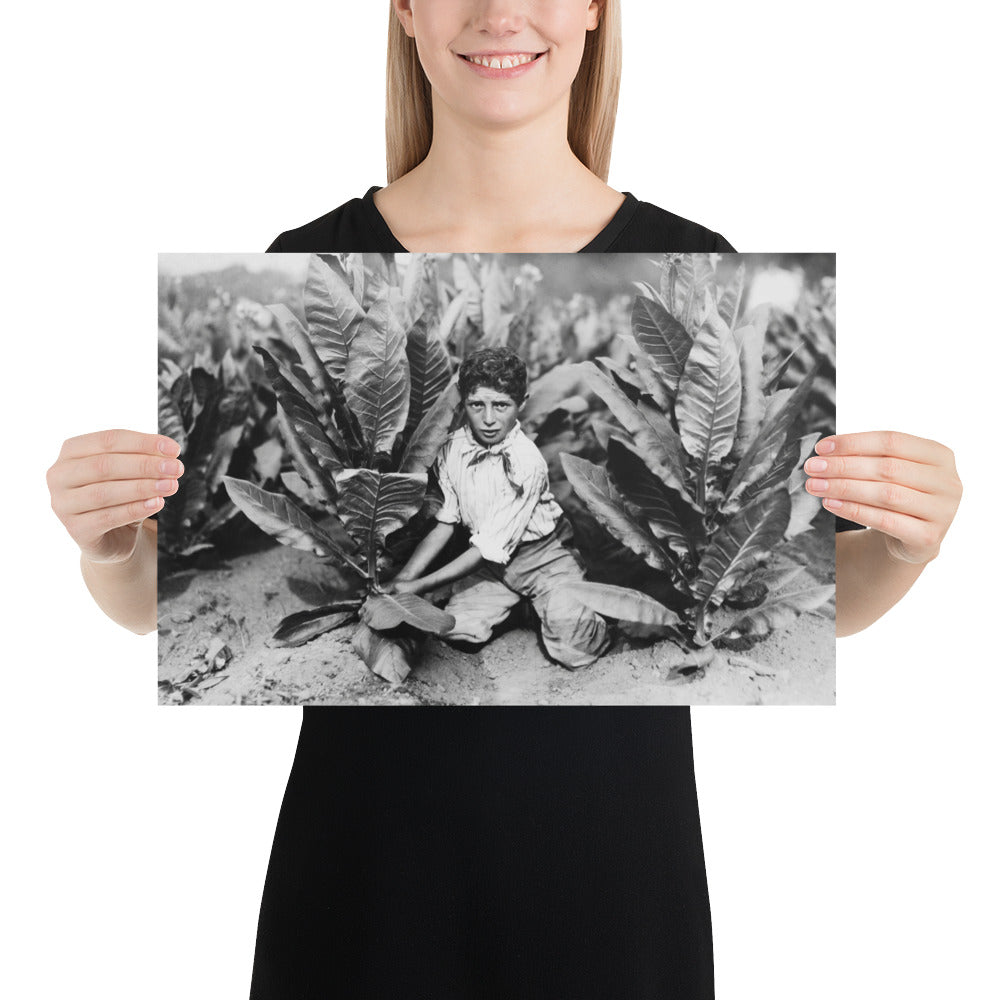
<box><xmin>157</xmin><ymin>251</ymin><xmax>837</xmax><ymax>706</ymax></box>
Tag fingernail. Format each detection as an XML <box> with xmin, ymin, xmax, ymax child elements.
<box><xmin>158</xmin><ymin>439</ymin><xmax>180</xmax><ymax>456</ymax></box>
<box><xmin>816</xmin><ymin>438</ymin><xmax>836</xmax><ymax>454</ymax></box>
<box><xmin>807</xmin><ymin>478</ymin><xmax>829</xmax><ymax>492</ymax></box>
<box><xmin>144</xmin><ymin>497</ymin><xmax>163</xmax><ymax>510</ymax></box>
<box><xmin>159</xmin><ymin>459</ymin><xmax>181</xmax><ymax>475</ymax></box>
<box><xmin>805</xmin><ymin>458</ymin><xmax>827</xmax><ymax>473</ymax></box>
<box><xmin>824</xmin><ymin>498</ymin><xmax>843</xmax><ymax>509</ymax></box>
<box><xmin>156</xmin><ymin>479</ymin><xmax>175</xmax><ymax>492</ymax></box>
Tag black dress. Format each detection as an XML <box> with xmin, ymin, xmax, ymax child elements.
<box><xmin>251</xmin><ymin>187</ymin><xmax>863</xmax><ymax>999</ymax></box>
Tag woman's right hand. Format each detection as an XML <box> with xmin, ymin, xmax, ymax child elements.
<box><xmin>47</xmin><ymin>429</ymin><xmax>185</xmax><ymax>565</ymax></box>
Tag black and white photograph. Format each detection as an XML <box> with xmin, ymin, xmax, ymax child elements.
<box><xmin>158</xmin><ymin>251</ymin><xmax>838</xmax><ymax>706</ymax></box>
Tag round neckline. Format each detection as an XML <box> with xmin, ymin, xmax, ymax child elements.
<box><xmin>361</xmin><ymin>185</ymin><xmax>640</xmax><ymax>253</ymax></box>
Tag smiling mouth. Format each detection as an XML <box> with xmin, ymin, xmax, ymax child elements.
<box><xmin>459</xmin><ymin>52</ymin><xmax>545</xmax><ymax>69</ymax></box>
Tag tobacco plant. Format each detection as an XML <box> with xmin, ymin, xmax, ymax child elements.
<box><xmin>157</xmin><ymin>349</ymin><xmax>281</xmax><ymax>566</ymax></box>
<box><xmin>222</xmin><ymin>253</ymin><xmax>462</xmax><ymax>685</ymax></box>
<box><xmin>560</xmin><ymin>253</ymin><xmax>835</xmax><ymax>650</ymax></box>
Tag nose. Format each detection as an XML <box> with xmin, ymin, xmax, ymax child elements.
<box><xmin>471</xmin><ymin>0</ymin><xmax>527</xmax><ymax>36</ymax></box>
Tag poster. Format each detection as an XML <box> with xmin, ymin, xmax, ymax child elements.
<box><xmin>157</xmin><ymin>252</ymin><xmax>838</xmax><ymax>705</ymax></box>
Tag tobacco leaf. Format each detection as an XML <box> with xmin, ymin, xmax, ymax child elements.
<box><xmin>303</xmin><ymin>254</ymin><xmax>364</xmax><ymax>377</ymax></box>
<box><xmin>559</xmin><ymin>581</ymin><xmax>681</xmax><ymax>627</ymax></box>
<box><xmin>272</xmin><ymin>602</ymin><xmax>362</xmax><ymax>647</ymax></box>
<box><xmin>560</xmin><ymin>454</ymin><xmax>672</xmax><ymax>572</ymax></box>
<box><xmin>344</xmin><ymin>294</ymin><xmax>410</xmax><ymax>459</ymax></box>
<box><xmin>360</xmin><ymin>593</ymin><xmax>455</xmax><ymax>635</ymax></box>
<box><xmin>222</xmin><ymin>476</ymin><xmax>366</xmax><ymax>576</ymax></box>
<box><xmin>631</xmin><ymin>292</ymin><xmax>691</xmax><ymax>394</ymax></box>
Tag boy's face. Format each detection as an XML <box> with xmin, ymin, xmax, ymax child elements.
<box><xmin>463</xmin><ymin>386</ymin><xmax>521</xmax><ymax>447</ymax></box>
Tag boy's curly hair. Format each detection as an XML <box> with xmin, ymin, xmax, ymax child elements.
<box><xmin>458</xmin><ymin>347</ymin><xmax>527</xmax><ymax>404</ymax></box>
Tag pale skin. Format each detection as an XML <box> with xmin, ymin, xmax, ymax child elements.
<box><xmin>45</xmin><ymin>0</ymin><xmax>963</xmax><ymax>636</ymax></box>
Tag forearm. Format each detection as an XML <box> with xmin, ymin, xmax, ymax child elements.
<box><xmin>835</xmin><ymin>528</ymin><xmax>934</xmax><ymax>638</ymax></box>
<box><xmin>397</xmin><ymin>522</ymin><xmax>456</xmax><ymax>580</ymax></box>
<box><xmin>80</xmin><ymin>519</ymin><xmax>158</xmax><ymax>635</ymax></box>
<box><xmin>411</xmin><ymin>546</ymin><xmax>484</xmax><ymax>594</ymax></box>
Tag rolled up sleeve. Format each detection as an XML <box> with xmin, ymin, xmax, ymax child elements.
<box><xmin>469</xmin><ymin>462</ymin><xmax>547</xmax><ymax>565</ymax></box>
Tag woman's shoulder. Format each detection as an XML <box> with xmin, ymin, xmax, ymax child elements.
<box><xmin>607</xmin><ymin>194</ymin><xmax>735</xmax><ymax>253</ymax></box>
<box><xmin>267</xmin><ymin>185</ymin><xmax>401</xmax><ymax>252</ymax></box>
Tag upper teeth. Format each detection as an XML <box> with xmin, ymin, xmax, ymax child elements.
<box><xmin>467</xmin><ymin>53</ymin><xmax>537</xmax><ymax>69</ymax></box>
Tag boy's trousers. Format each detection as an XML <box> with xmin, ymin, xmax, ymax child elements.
<box><xmin>442</xmin><ymin>519</ymin><xmax>611</xmax><ymax>669</ymax></box>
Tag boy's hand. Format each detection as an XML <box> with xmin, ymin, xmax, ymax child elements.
<box><xmin>804</xmin><ymin>430</ymin><xmax>962</xmax><ymax>564</ymax></box>
<box><xmin>47</xmin><ymin>430</ymin><xmax>185</xmax><ymax>565</ymax></box>
<box><xmin>382</xmin><ymin>578</ymin><xmax>423</xmax><ymax>596</ymax></box>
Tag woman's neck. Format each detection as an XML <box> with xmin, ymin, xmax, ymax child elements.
<box><xmin>375</xmin><ymin>100</ymin><xmax>624</xmax><ymax>252</ymax></box>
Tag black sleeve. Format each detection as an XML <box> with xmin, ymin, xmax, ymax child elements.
<box><xmin>714</xmin><ymin>232</ymin><xmax>736</xmax><ymax>252</ymax></box>
<box><xmin>835</xmin><ymin>515</ymin><xmax>866</xmax><ymax>532</ymax></box>
<box><xmin>266</xmin><ymin>233</ymin><xmax>285</xmax><ymax>252</ymax></box>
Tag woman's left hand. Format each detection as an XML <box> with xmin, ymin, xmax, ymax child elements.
<box><xmin>804</xmin><ymin>430</ymin><xmax>963</xmax><ymax>564</ymax></box>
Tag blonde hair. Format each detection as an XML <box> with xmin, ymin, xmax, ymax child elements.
<box><xmin>385</xmin><ymin>1</ymin><xmax>621</xmax><ymax>183</ymax></box>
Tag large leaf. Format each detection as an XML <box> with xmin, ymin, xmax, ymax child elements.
<box><xmin>519</xmin><ymin>362</ymin><xmax>587</xmax><ymax>428</ymax></box>
<box><xmin>722</xmin><ymin>364</ymin><xmax>819</xmax><ymax>514</ymax></box>
<box><xmin>630</xmin><ymin>346</ymin><xmax>673</xmax><ymax>411</ymax></box>
<box><xmin>606</xmin><ymin>437</ymin><xmax>694</xmax><ymax>557</ymax></box>
<box><xmin>275</xmin><ymin>406</ymin><xmax>338</xmax><ymax>507</ymax></box>
<box><xmin>352</xmin><ymin>622</ymin><xmax>417</xmax><ymax>685</ymax></box>
<box><xmin>344</xmin><ymin>294</ymin><xmax>410</xmax><ymax>459</ymax></box>
<box><xmin>631</xmin><ymin>293</ymin><xmax>691</xmax><ymax>394</ymax></box>
<box><xmin>560</xmin><ymin>454</ymin><xmax>672</xmax><ymax>572</ymax></box>
<box><xmin>157</xmin><ymin>383</ymin><xmax>187</xmax><ymax>453</ymax></box>
<box><xmin>303</xmin><ymin>254</ymin><xmax>364</xmax><ymax>376</ymax></box>
<box><xmin>580</xmin><ymin>362</ymin><xmax>693</xmax><ymax>504</ymax></box>
<box><xmin>272</xmin><ymin>602</ymin><xmax>362</xmax><ymax>647</ymax></box>
<box><xmin>335</xmin><ymin>469</ymin><xmax>427</xmax><ymax>574</ymax></box>
<box><xmin>729</xmin><ymin>430</ymin><xmax>802</xmax><ymax>516</ymax></box>
<box><xmin>693</xmin><ymin>491</ymin><xmax>791</xmax><ymax>610</ymax></box>
<box><xmin>256</xmin><ymin>346</ymin><xmax>345</xmax><ymax>479</ymax></box>
<box><xmin>559</xmin><ymin>581</ymin><xmax>681</xmax><ymax>627</ymax></box>
<box><xmin>268</xmin><ymin>304</ymin><xmax>341</xmax><ymax>430</ymax></box>
<box><xmin>222</xmin><ymin>476</ymin><xmax>367</xmax><ymax>577</ymax></box>
<box><xmin>716</xmin><ymin>262</ymin><xmax>746</xmax><ymax>331</ymax></box>
<box><xmin>732</xmin><ymin>306</ymin><xmax>769</xmax><ymax>460</ymax></box>
<box><xmin>714</xmin><ymin>582</ymin><xmax>836</xmax><ymax>641</ymax></box>
<box><xmin>361</xmin><ymin>592</ymin><xmax>455</xmax><ymax>635</ymax></box>
<box><xmin>675</xmin><ymin>292</ymin><xmax>742</xmax><ymax>502</ymax></box>
<box><xmin>399</xmin><ymin>378</ymin><xmax>461</xmax><ymax>474</ymax></box>
<box><xmin>404</xmin><ymin>307</ymin><xmax>451</xmax><ymax>435</ymax></box>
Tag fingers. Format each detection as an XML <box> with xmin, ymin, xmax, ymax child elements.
<box><xmin>58</xmin><ymin>429</ymin><xmax>181</xmax><ymax>463</ymax></box>
<box><xmin>51</xmin><ymin>450</ymin><xmax>183</xmax><ymax>492</ymax></box>
<box><xmin>815</xmin><ymin>430</ymin><xmax>954</xmax><ymax>468</ymax></box>
<box><xmin>70</xmin><ymin>495</ymin><xmax>174</xmax><ymax>553</ymax></box>
<box><xmin>805</xmin><ymin>474</ymin><xmax>942</xmax><ymax>522</ymax></box>
<box><xmin>803</xmin><ymin>454</ymin><xmax>939</xmax><ymax>494</ymax></box>
<box><xmin>55</xmin><ymin>474</ymin><xmax>181</xmax><ymax>518</ymax></box>
<box><xmin>59</xmin><ymin>428</ymin><xmax>181</xmax><ymax>459</ymax></box>
<box><xmin>813</xmin><ymin>498</ymin><xmax>942</xmax><ymax>552</ymax></box>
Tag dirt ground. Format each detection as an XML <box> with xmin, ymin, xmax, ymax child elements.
<box><xmin>158</xmin><ymin>533</ymin><xmax>836</xmax><ymax>706</ymax></box>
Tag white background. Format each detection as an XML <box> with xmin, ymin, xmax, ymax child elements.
<box><xmin>4</xmin><ymin>1</ymin><xmax>998</xmax><ymax>997</ymax></box>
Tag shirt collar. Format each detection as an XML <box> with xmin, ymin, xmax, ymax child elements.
<box><xmin>457</xmin><ymin>420</ymin><xmax>523</xmax><ymax>456</ymax></box>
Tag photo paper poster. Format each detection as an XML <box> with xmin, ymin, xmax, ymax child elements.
<box><xmin>157</xmin><ymin>252</ymin><xmax>838</xmax><ymax>706</ymax></box>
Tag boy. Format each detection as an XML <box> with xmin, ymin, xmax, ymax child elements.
<box><xmin>383</xmin><ymin>346</ymin><xmax>611</xmax><ymax>669</ymax></box>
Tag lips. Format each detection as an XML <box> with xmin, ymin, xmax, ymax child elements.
<box><xmin>457</xmin><ymin>50</ymin><xmax>546</xmax><ymax>78</ymax></box>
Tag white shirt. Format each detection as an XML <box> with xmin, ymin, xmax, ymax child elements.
<box><xmin>434</xmin><ymin>421</ymin><xmax>562</xmax><ymax>565</ymax></box>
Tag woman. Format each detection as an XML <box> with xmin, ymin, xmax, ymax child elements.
<box><xmin>46</xmin><ymin>2</ymin><xmax>962</xmax><ymax>996</ymax></box>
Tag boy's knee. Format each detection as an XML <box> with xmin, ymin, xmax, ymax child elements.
<box><xmin>536</xmin><ymin>591</ymin><xmax>611</xmax><ymax>669</ymax></box>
